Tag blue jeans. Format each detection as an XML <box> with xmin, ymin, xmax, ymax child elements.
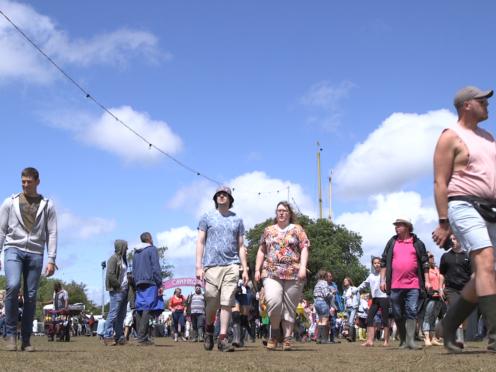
<box><xmin>390</xmin><ymin>289</ymin><xmax>419</xmax><ymax>322</ymax></box>
<box><xmin>346</xmin><ymin>308</ymin><xmax>357</xmax><ymax>327</ymax></box>
<box><xmin>104</xmin><ymin>288</ymin><xmax>128</xmax><ymax>340</ymax></box>
<box><xmin>172</xmin><ymin>310</ymin><xmax>185</xmax><ymax>334</ymax></box>
<box><xmin>314</xmin><ymin>300</ymin><xmax>330</xmax><ymax>317</ymax></box>
<box><xmin>4</xmin><ymin>248</ymin><xmax>43</xmax><ymax>340</ymax></box>
<box><xmin>329</xmin><ymin>315</ymin><xmax>336</xmax><ymax>341</ymax></box>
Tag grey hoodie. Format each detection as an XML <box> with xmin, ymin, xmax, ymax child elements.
<box><xmin>105</xmin><ymin>239</ymin><xmax>128</xmax><ymax>292</ymax></box>
<box><xmin>0</xmin><ymin>193</ymin><xmax>57</xmax><ymax>264</ymax></box>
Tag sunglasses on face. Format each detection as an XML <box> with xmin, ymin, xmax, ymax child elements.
<box><xmin>217</xmin><ymin>192</ymin><xmax>229</xmax><ymax>197</ymax></box>
<box><xmin>429</xmin><ymin>255</ymin><xmax>434</xmax><ymax>259</ymax></box>
<box><xmin>472</xmin><ymin>97</ymin><xmax>489</xmax><ymax>105</ymax></box>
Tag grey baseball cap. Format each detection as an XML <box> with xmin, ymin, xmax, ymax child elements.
<box><xmin>454</xmin><ymin>86</ymin><xmax>493</xmax><ymax>109</ymax></box>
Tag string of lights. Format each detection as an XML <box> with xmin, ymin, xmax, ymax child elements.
<box><xmin>0</xmin><ymin>10</ymin><xmax>292</xmax><ymax>197</ymax></box>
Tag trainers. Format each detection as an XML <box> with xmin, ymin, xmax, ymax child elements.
<box><xmin>5</xmin><ymin>336</ymin><xmax>17</xmax><ymax>351</ymax></box>
<box><xmin>118</xmin><ymin>338</ymin><xmax>133</xmax><ymax>346</ymax></box>
<box><xmin>21</xmin><ymin>340</ymin><xmax>35</xmax><ymax>352</ymax></box>
<box><xmin>181</xmin><ymin>336</ymin><xmax>187</xmax><ymax>341</ymax></box>
<box><xmin>218</xmin><ymin>338</ymin><xmax>235</xmax><ymax>352</ymax></box>
<box><xmin>282</xmin><ymin>338</ymin><xmax>293</xmax><ymax>351</ymax></box>
<box><xmin>204</xmin><ymin>331</ymin><xmax>214</xmax><ymax>351</ymax></box>
<box><xmin>267</xmin><ymin>336</ymin><xmax>279</xmax><ymax>350</ymax></box>
<box><xmin>104</xmin><ymin>338</ymin><xmax>117</xmax><ymax>346</ymax></box>
<box><xmin>137</xmin><ymin>340</ymin><xmax>155</xmax><ymax>346</ymax></box>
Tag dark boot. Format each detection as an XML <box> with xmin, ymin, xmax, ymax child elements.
<box><xmin>478</xmin><ymin>294</ymin><xmax>496</xmax><ymax>351</ymax></box>
<box><xmin>315</xmin><ymin>325</ymin><xmax>322</xmax><ymax>344</ymax></box>
<box><xmin>397</xmin><ymin>320</ymin><xmax>407</xmax><ymax>348</ymax></box>
<box><xmin>198</xmin><ymin>328</ymin><xmax>204</xmax><ymax>342</ymax></box>
<box><xmin>405</xmin><ymin>319</ymin><xmax>421</xmax><ymax>349</ymax></box>
<box><xmin>320</xmin><ymin>326</ymin><xmax>333</xmax><ymax>344</ymax></box>
<box><xmin>346</xmin><ymin>326</ymin><xmax>356</xmax><ymax>342</ymax></box>
<box><xmin>190</xmin><ymin>330</ymin><xmax>198</xmax><ymax>342</ymax></box>
<box><xmin>232</xmin><ymin>323</ymin><xmax>241</xmax><ymax>347</ymax></box>
<box><xmin>435</xmin><ymin>296</ymin><xmax>477</xmax><ymax>354</ymax></box>
<box><xmin>239</xmin><ymin>326</ymin><xmax>246</xmax><ymax>347</ymax></box>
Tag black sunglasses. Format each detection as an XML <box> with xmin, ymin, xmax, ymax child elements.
<box><xmin>428</xmin><ymin>255</ymin><xmax>435</xmax><ymax>259</ymax></box>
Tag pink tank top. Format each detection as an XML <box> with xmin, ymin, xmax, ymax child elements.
<box><xmin>447</xmin><ymin>122</ymin><xmax>496</xmax><ymax>199</ymax></box>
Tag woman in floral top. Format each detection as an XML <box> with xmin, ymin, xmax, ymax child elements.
<box><xmin>255</xmin><ymin>201</ymin><xmax>310</xmax><ymax>351</ymax></box>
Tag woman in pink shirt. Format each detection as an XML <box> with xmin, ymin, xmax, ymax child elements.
<box><xmin>421</xmin><ymin>252</ymin><xmax>443</xmax><ymax>346</ymax></box>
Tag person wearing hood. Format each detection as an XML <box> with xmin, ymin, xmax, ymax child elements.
<box><xmin>103</xmin><ymin>239</ymin><xmax>132</xmax><ymax>346</ymax></box>
<box><xmin>133</xmin><ymin>232</ymin><xmax>164</xmax><ymax>347</ymax></box>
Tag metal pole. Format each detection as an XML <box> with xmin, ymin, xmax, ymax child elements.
<box><xmin>101</xmin><ymin>261</ymin><xmax>106</xmax><ymax>315</ymax></box>
<box><xmin>328</xmin><ymin>174</ymin><xmax>332</xmax><ymax>222</ymax></box>
<box><xmin>317</xmin><ymin>143</ymin><xmax>322</xmax><ymax>219</ymax></box>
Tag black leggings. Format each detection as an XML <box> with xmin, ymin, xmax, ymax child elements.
<box><xmin>366</xmin><ymin>297</ymin><xmax>390</xmax><ymax>328</ymax></box>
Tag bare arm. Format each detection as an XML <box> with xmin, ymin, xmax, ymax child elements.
<box><xmin>439</xmin><ymin>274</ymin><xmax>445</xmax><ymax>300</ymax></box>
<box><xmin>196</xmin><ymin>230</ymin><xmax>206</xmax><ymax>281</ymax></box>
<box><xmin>433</xmin><ymin>130</ymin><xmax>457</xmax><ymax>247</ymax></box>
<box><xmin>238</xmin><ymin>235</ymin><xmax>249</xmax><ymax>285</ymax></box>
<box><xmin>380</xmin><ymin>267</ymin><xmax>387</xmax><ymax>292</ymax></box>
<box><xmin>298</xmin><ymin>247</ymin><xmax>309</xmax><ymax>281</ymax></box>
<box><xmin>255</xmin><ymin>243</ymin><xmax>267</xmax><ymax>283</ymax></box>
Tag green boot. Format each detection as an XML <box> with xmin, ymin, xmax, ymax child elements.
<box><xmin>478</xmin><ymin>294</ymin><xmax>496</xmax><ymax>351</ymax></box>
<box><xmin>405</xmin><ymin>319</ymin><xmax>422</xmax><ymax>349</ymax></box>
<box><xmin>315</xmin><ymin>325</ymin><xmax>322</xmax><ymax>344</ymax></box>
<box><xmin>198</xmin><ymin>328</ymin><xmax>204</xmax><ymax>342</ymax></box>
<box><xmin>435</xmin><ymin>296</ymin><xmax>477</xmax><ymax>354</ymax></box>
<box><xmin>190</xmin><ymin>330</ymin><xmax>198</xmax><ymax>342</ymax></box>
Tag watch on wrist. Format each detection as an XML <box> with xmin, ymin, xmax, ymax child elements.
<box><xmin>439</xmin><ymin>218</ymin><xmax>449</xmax><ymax>224</ymax></box>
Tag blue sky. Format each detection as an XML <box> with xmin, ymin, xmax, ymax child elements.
<box><xmin>1</xmin><ymin>0</ymin><xmax>495</xmax><ymax>306</ymax></box>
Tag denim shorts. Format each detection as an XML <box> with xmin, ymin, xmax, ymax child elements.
<box><xmin>235</xmin><ymin>287</ymin><xmax>251</xmax><ymax>306</ymax></box>
<box><xmin>314</xmin><ymin>300</ymin><xmax>330</xmax><ymax>317</ymax></box>
<box><xmin>448</xmin><ymin>200</ymin><xmax>496</xmax><ymax>253</ymax></box>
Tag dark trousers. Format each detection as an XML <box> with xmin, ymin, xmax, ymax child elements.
<box><xmin>136</xmin><ymin>310</ymin><xmax>152</xmax><ymax>343</ymax></box>
<box><xmin>191</xmin><ymin>313</ymin><xmax>205</xmax><ymax>331</ymax></box>
<box><xmin>367</xmin><ymin>297</ymin><xmax>390</xmax><ymax>327</ymax></box>
<box><xmin>329</xmin><ymin>315</ymin><xmax>336</xmax><ymax>341</ymax></box>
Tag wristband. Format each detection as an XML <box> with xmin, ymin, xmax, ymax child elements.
<box><xmin>380</xmin><ymin>279</ymin><xmax>386</xmax><ymax>282</ymax></box>
<box><xmin>438</xmin><ymin>288</ymin><xmax>443</xmax><ymax>292</ymax></box>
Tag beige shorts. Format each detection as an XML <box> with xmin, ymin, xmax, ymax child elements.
<box><xmin>204</xmin><ymin>264</ymin><xmax>239</xmax><ymax>309</ymax></box>
<box><xmin>263</xmin><ymin>277</ymin><xmax>304</xmax><ymax>323</ymax></box>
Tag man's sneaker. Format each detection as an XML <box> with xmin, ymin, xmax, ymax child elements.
<box><xmin>204</xmin><ymin>331</ymin><xmax>214</xmax><ymax>351</ymax></box>
<box><xmin>118</xmin><ymin>338</ymin><xmax>133</xmax><ymax>346</ymax></box>
<box><xmin>137</xmin><ymin>340</ymin><xmax>155</xmax><ymax>346</ymax></box>
<box><xmin>104</xmin><ymin>338</ymin><xmax>117</xmax><ymax>346</ymax></box>
<box><xmin>217</xmin><ymin>338</ymin><xmax>235</xmax><ymax>352</ymax></box>
<box><xmin>282</xmin><ymin>338</ymin><xmax>293</xmax><ymax>351</ymax></box>
<box><xmin>266</xmin><ymin>336</ymin><xmax>279</xmax><ymax>350</ymax></box>
<box><xmin>21</xmin><ymin>340</ymin><xmax>35</xmax><ymax>352</ymax></box>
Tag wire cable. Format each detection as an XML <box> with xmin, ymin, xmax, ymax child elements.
<box><xmin>0</xmin><ymin>10</ymin><xmax>289</xmax><ymax>196</ymax></box>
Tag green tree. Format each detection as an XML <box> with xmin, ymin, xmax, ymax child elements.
<box><xmin>246</xmin><ymin>215</ymin><xmax>369</xmax><ymax>301</ymax></box>
<box><xmin>127</xmin><ymin>246</ymin><xmax>174</xmax><ymax>280</ymax></box>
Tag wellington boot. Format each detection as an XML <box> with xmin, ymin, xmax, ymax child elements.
<box><xmin>190</xmin><ymin>330</ymin><xmax>198</xmax><ymax>342</ymax></box>
<box><xmin>397</xmin><ymin>320</ymin><xmax>407</xmax><ymax>348</ymax></box>
<box><xmin>315</xmin><ymin>325</ymin><xmax>322</xmax><ymax>344</ymax></box>
<box><xmin>198</xmin><ymin>328</ymin><xmax>204</xmax><ymax>342</ymax></box>
<box><xmin>232</xmin><ymin>323</ymin><xmax>241</xmax><ymax>347</ymax></box>
<box><xmin>405</xmin><ymin>319</ymin><xmax>422</xmax><ymax>350</ymax></box>
<box><xmin>435</xmin><ymin>296</ymin><xmax>477</xmax><ymax>354</ymax></box>
<box><xmin>320</xmin><ymin>326</ymin><xmax>333</xmax><ymax>344</ymax></box>
<box><xmin>239</xmin><ymin>326</ymin><xmax>246</xmax><ymax>347</ymax></box>
<box><xmin>478</xmin><ymin>294</ymin><xmax>496</xmax><ymax>351</ymax></box>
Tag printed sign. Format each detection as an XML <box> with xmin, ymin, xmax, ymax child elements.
<box><xmin>162</xmin><ymin>278</ymin><xmax>204</xmax><ymax>290</ymax></box>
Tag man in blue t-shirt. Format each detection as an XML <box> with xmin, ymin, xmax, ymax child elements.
<box><xmin>196</xmin><ymin>186</ymin><xmax>248</xmax><ymax>352</ymax></box>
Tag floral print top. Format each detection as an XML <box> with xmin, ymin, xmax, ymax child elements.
<box><xmin>260</xmin><ymin>224</ymin><xmax>310</xmax><ymax>281</ymax></box>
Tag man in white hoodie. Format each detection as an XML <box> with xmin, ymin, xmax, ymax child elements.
<box><xmin>0</xmin><ymin>167</ymin><xmax>57</xmax><ymax>352</ymax></box>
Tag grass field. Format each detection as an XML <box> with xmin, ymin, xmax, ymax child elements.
<box><xmin>1</xmin><ymin>336</ymin><xmax>494</xmax><ymax>372</ymax></box>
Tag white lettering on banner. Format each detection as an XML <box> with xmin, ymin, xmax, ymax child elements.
<box><xmin>162</xmin><ymin>278</ymin><xmax>204</xmax><ymax>289</ymax></box>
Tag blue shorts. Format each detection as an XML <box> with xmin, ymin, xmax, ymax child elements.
<box><xmin>235</xmin><ymin>287</ymin><xmax>251</xmax><ymax>306</ymax></box>
<box><xmin>449</xmin><ymin>200</ymin><xmax>496</xmax><ymax>254</ymax></box>
<box><xmin>314</xmin><ymin>300</ymin><xmax>330</xmax><ymax>317</ymax></box>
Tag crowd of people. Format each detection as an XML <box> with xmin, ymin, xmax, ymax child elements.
<box><xmin>1</xmin><ymin>85</ymin><xmax>496</xmax><ymax>356</ymax></box>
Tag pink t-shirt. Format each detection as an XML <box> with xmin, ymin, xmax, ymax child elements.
<box><xmin>391</xmin><ymin>237</ymin><xmax>419</xmax><ymax>289</ymax></box>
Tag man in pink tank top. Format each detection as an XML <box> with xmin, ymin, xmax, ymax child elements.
<box><xmin>433</xmin><ymin>86</ymin><xmax>496</xmax><ymax>353</ymax></box>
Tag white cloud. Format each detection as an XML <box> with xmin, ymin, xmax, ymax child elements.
<box><xmin>0</xmin><ymin>0</ymin><xmax>167</xmax><ymax>84</ymax></box>
<box><xmin>156</xmin><ymin>226</ymin><xmax>198</xmax><ymax>260</ymax></box>
<box><xmin>333</xmin><ymin>109</ymin><xmax>457</xmax><ymax>199</ymax></box>
<box><xmin>58</xmin><ymin>207</ymin><xmax>116</xmax><ymax>240</ymax></box>
<box><xmin>44</xmin><ymin>105</ymin><xmax>183</xmax><ymax>165</ymax></box>
<box><xmin>334</xmin><ymin>191</ymin><xmax>442</xmax><ymax>267</ymax></box>
<box><xmin>300</xmin><ymin>80</ymin><xmax>354</xmax><ymax>131</ymax></box>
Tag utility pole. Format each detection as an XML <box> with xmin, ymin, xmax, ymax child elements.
<box><xmin>101</xmin><ymin>261</ymin><xmax>106</xmax><ymax>315</ymax></box>
<box><xmin>317</xmin><ymin>142</ymin><xmax>322</xmax><ymax>219</ymax></box>
<box><xmin>328</xmin><ymin>174</ymin><xmax>332</xmax><ymax>221</ymax></box>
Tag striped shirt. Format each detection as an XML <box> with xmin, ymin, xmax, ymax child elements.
<box><xmin>188</xmin><ymin>292</ymin><xmax>206</xmax><ymax>314</ymax></box>
<box><xmin>313</xmin><ymin>280</ymin><xmax>332</xmax><ymax>303</ymax></box>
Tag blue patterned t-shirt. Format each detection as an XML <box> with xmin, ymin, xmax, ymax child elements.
<box><xmin>198</xmin><ymin>209</ymin><xmax>245</xmax><ymax>268</ymax></box>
